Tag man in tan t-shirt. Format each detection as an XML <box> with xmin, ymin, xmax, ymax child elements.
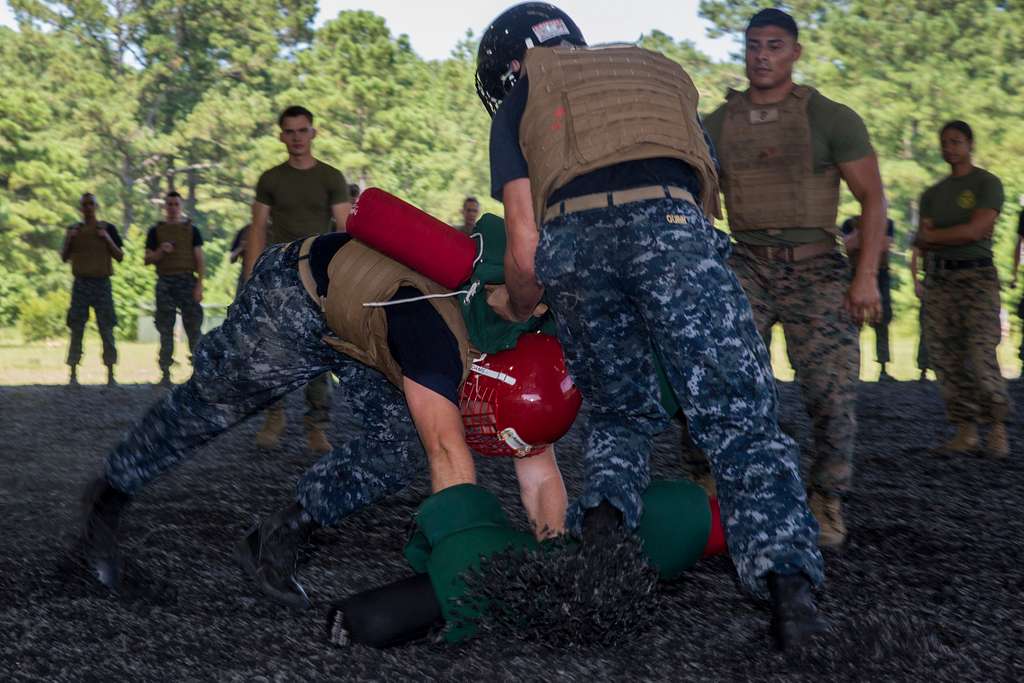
<box><xmin>245</xmin><ymin>105</ymin><xmax>352</xmax><ymax>454</ymax></box>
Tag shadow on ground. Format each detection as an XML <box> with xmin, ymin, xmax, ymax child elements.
<box><xmin>1</xmin><ymin>380</ymin><xmax>1022</xmax><ymax>680</ymax></box>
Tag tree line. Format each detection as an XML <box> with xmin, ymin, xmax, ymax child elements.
<box><xmin>2</xmin><ymin>0</ymin><xmax>1022</xmax><ymax>340</ymax></box>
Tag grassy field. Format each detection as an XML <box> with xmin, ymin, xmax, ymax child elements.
<box><xmin>1</xmin><ymin>323</ymin><xmax>1021</xmax><ymax>386</ymax></box>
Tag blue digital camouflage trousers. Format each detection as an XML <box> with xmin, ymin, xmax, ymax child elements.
<box><xmin>154</xmin><ymin>273</ymin><xmax>204</xmax><ymax>371</ymax></box>
<box><xmin>535</xmin><ymin>196</ymin><xmax>824</xmax><ymax>599</ymax></box>
<box><xmin>105</xmin><ymin>241</ymin><xmax>425</xmax><ymax>526</ymax></box>
<box><xmin>67</xmin><ymin>276</ymin><xmax>118</xmax><ymax>367</ymax></box>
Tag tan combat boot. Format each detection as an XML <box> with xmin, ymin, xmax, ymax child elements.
<box><xmin>255</xmin><ymin>407</ymin><xmax>287</xmax><ymax>449</ymax></box>
<box><xmin>808</xmin><ymin>492</ymin><xmax>847</xmax><ymax>548</ymax></box>
<box><xmin>305</xmin><ymin>418</ymin><xmax>332</xmax><ymax>454</ymax></box>
<box><xmin>987</xmin><ymin>423</ymin><xmax>1010</xmax><ymax>459</ymax></box>
<box><xmin>938</xmin><ymin>423</ymin><xmax>979</xmax><ymax>454</ymax></box>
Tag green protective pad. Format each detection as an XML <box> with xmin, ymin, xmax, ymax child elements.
<box><xmin>460</xmin><ymin>213</ymin><xmax>553</xmax><ymax>354</ymax></box>
<box><xmin>403</xmin><ymin>529</ymin><xmax>432</xmax><ymax>574</ymax></box>
<box><xmin>414</xmin><ymin>484</ymin><xmax>539</xmax><ymax>642</ymax></box>
<box><xmin>636</xmin><ymin>480</ymin><xmax>712</xmax><ymax>580</ymax></box>
<box><xmin>415</xmin><ymin>483</ymin><xmax>511</xmax><ymax>546</ymax></box>
<box><xmin>427</xmin><ymin>525</ymin><xmax>538</xmax><ymax>642</ymax></box>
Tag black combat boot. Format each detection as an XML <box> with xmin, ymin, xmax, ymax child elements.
<box><xmin>236</xmin><ymin>502</ymin><xmax>319</xmax><ymax>609</ymax></box>
<box><xmin>767</xmin><ymin>572</ymin><xmax>829</xmax><ymax>651</ymax></box>
<box><xmin>80</xmin><ymin>477</ymin><xmax>133</xmax><ymax>590</ymax></box>
<box><xmin>69</xmin><ymin>366</ymin><xmax>80</xmax><ymax>387</ymax></box>
<box><xmin>581</xmin><ymin>500</ymin><xmax>624</xmax><ymax>545</ymax></box>
<box><xmin>106</xmin><ymin>366</ymin><xmax>117</xmax><ymax>387</ymax></box>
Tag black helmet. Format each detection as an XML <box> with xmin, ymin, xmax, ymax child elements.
<box><xmin>475</xmin><ymin>3</ymin><xmax>586</xmax><ymax>117</ymax></box>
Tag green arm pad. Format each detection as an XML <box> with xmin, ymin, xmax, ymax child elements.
<box><xmin>428</xmin><ymin>525</ymin><xmax>538</xmax><ymax>642</ymax></box>
<box><xmin>415</xmin><ymin>484</ymin><xmax>538</xmax><ymax>642</ymax></box>
<box><xmin>403</xmin><ymin>529</ymin><xmax>432</xmax><ymax>574</ymax></box>
<box><xmin>636</xmin><ymin>480</ymin><xmax>712</xmax><ymax>580</ymax></box>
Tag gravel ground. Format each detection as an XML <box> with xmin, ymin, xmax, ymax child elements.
<box><xmin>1</xmin><ymin>379</ymin><xmax>1022</xmax><ymax>681</ymax></box>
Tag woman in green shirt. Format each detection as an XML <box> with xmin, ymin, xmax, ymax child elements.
<box><xmin>917</xmin><ymin>120</ymin><xmax>1011</xmax><ymax>457</ymax></box>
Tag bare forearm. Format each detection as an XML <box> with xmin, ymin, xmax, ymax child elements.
<box><xmin>144</xmin><ymin>249</ymin><xmax>164</xmax><ymax>265</ymax></box>
<box><xmin>244</xmin><ymin>225</ymin><xmax>266</xmax><ymax>279</ymax></box>
<box><xmin>60</xmin><ymin>237</ymin><xmax>73</xmax><ymax>262</ymax></box>
<box><xmin>514</xmin><ymin>449</ymin><xmax>567</xmax><ymax>539</ymax></box>
<box><xmin>194</xmin><ymin>249</ymin><xmax>205</xmax><ymax>280</ymax></box>
<box><xmin>852</xmin><ymin>198</ymin><xmax>885</xmax><ymax>280</ymax></box>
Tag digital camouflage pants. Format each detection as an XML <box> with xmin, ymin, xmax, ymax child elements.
<box><xmin>924</xmin><ymin>266</ymin><xmax>1011</xmax><ymax>424</ymax></box>
<box><xmin>725</xmin><ymin>245</ymin><xmax>860</xmax><ymax>497</ymax></box>
<box><xmin>106</xmin><ymin>242</ymin><xmax>425</xmax><ymax>526</ymax></box>
<box><xmin>535</xmin><ymin>197</ymin><xmax>823</xmax><ymax>599</ymax></box>
<box><xmin>154</xmin><ymin>273</ymin><xmax>204</xmax><ymax>372</ymax></box>
<box><xmin>66</xmin><ymin>276</ymin><xmax>118</xmax><ymax>367</ymax></box>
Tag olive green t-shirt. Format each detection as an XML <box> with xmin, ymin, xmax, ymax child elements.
<box><xmin>919</xmin><ymin>167</ymin><xmax>1003</xmax><ymax>260</ymax></box>
<box><xmin>704</xmin><ymin>88</ymin><xmax>874</xmax><ymax>246</ymax></box>
<box><xmin>255</xmin><ymin>160</ymin><xmax>350</xmax><ymax>244</ymax></box>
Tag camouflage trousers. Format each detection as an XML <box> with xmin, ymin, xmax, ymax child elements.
<box><xmin>871</xmin><ymin>266</ymin><xmax>892</xmax><ymax>365</ymax></box>
<box><xmin>723</xmin><ymin>244</ymin><xmax>860</xmax><ymax>497</ymax></box>
<box><xmin>923</xmin><ymin>266</ymin><xmax>1011</xmax><ymax>423</ymax></box>
<box><xmin>66</xmin><ymin>276</ymin><xmax>117</xmax><ymax>367</ymax></box>
<box><xmin>917</xmin><ymin>299</ymin><xmax>930</xmax><ymax>371</ymax></box>
<box><xmin>536</xmin><ymin>197</ymin><xmax>823</xmax><ymax>599</ymax></box>
<box><xmin>154</xmin><ymin>273</ymin><xmax>204</xmax><ymax>371</ymax></box>
<box><xmin>106</xmin><ymin>242</ymin><xmax>425</xmax><ymax>526</ymax></box>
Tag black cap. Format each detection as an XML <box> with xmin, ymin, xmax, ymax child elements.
<box><xmin>747</xmin><ymin>8</ymin><xmax>798</xmax><ymax>40</ymax></box>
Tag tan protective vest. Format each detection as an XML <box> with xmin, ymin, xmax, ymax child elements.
<box><xmin>154</xmin><ymin>221</ymin><xmax>197</xmax><ymax>276</ymax></box>
<box><xmin>321</xmin><ymin>240</ymin><xmax>474</xmax><ymax>389</ymax></box>
<box><xmin>518</xmin><ymin>45</ymin><xmax>721</xmax><ymax>224</ymax></box>
<box><xmin>718</xmin><ymin>86</ymin><xmax>840</xmax><ymax>233</ymax></box>
<box><xmin>69</xmin><ymin>222</ymin><xmax>114</xmax><ymax>278</ymax></box>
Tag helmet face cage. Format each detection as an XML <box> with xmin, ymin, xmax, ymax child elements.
<box><xmin>475</xmin><ymin>3</ymin><xmax>586</xmax><ymax>117</ymax></box>
<box><xmin>460</xmin><ymin>370</ymin><xmax>542</xmax><ymax>457</ymax></box>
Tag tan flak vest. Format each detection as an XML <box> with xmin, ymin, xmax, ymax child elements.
<box><xmin>718</xmin><ymin>86</ymin><xmax>840</xmax><ymax>233</ymax></box>
<box><xmin>68</xmin><ymin>222</ymin><xmax>114</xmax><ymax>278</ymax></box>
<box><xmin>518</xmin><ymin>45</ymin><xmax>721</xmax><ymax>224</ymax></box>
<box><xmin>153</xmin><ymin>221</ymin><xmax>197</xmax><ymax>276</ymax></box>
<box><xmin>321</xmin><ymin>240</ymin><xmax>474</xmax><ymax>389</ymax></box>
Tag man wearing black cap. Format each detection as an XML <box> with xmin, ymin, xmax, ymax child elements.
<box><xmin>702</xmin><ymin>8</ymin><xmax>887</xmax><ymax>548</ymax></box>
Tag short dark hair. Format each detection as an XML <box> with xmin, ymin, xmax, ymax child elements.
<box><xmin>747</xmin><ymin>8</ymin><xmax>799</xmax><ymax>40</ymax></box>
<box><xmin>279</xmin><ymin>106</ymin><xmax>314</xmax><ymax>127</ymax></box>
<box><xmin>80</xmin><ymin>192</ymin><xmax>97</xmax><ymax>205</ymax></box>
<box><xmin>348</xmin><ymin>183</ymin><xmax>361</xmax><ymax>201</ymax></box>
<box><xmin>166</xmin><ymin>190</ymin><xmax>182</xmax><ymax>199</ymax></box>
<box><xmin>463</xmin><ymin>196</ymin><xmax>479</xmax><ymax>207</ymax></box>
<box><xmin>940</xmin><ymin>120</ymin><xmax>973</xmax><ymax>142</ymax></box>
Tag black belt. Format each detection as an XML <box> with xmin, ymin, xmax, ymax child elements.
<box><xmin>934</xmin><ymin>257</ymin><xmax>993</xmax><ymax>271</ymax></box>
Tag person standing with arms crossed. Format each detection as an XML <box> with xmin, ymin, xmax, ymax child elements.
<box><xmin>244</xmin><ymin>106</ymin><xmax>352</xmax><ymax>454</ymax></box>
<box><xmin>701</xmin><ymin>8</ymin><xmax>886</xmax><ymax>548</ymax></box>
<box><xmin>917</xmin><ymin>121</ymin><xmax>1011</xmax><ymax>457</ymax></box>
<box><xmin>61</xmin><ymin>193</ymin><xmax>124</xmax><ymax>387</ymax></box>
<box><xmin>144</xmin><ymin>191</ymin><xmax>205</xmax><ymax>387</ymax></box>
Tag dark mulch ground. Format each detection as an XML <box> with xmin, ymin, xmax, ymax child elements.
<box><xmin>1</xmin><ymin>379</ymin><xmax>1022</xmax><ymax>681</ymax></box>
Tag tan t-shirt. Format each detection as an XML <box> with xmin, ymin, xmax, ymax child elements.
<box><xmin>255</xmin><ymin>161</ymin><xmax>350</xmax><ymax>244</ymax></box>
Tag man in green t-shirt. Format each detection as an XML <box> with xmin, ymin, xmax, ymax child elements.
<box><xmin>245</xmin><ymin>106</ymin><xmax>352</xmax><ymax>454</ymax></box>
<box><xmin>698</xmin><ymin>9</ymin><xmax>887</xmax><ymax>548</ymax></box>
<box><xmin>917</xmin><ymin>120</ymin><xmax>1010</xmax><ymax>456</ymax></box>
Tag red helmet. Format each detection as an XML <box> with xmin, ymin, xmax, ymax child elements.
<box><xmin>460</xmin><ymin>333</ymin><xmax>582</xmax><ymax>457</ymax></box>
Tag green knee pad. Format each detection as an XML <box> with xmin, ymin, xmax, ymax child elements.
<box><xmin>412</xmin><ymin>484</ymin><xmax>538</xmax><ymax>642</ymax></box>
<box><xmin>636</xmin><ymin>480</ymin><xmax>712</xmax><ymax>580</ymax></box>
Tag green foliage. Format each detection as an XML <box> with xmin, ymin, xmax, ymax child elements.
<box><xmin>2</xmin><ymin>0</ymin><xmax>1023</xmax><ymax>335</ymax></box>
<box><xmin>18</xmin><ymin>288</ymin><xmax>69</xmax><ymax>341</ymax></box>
